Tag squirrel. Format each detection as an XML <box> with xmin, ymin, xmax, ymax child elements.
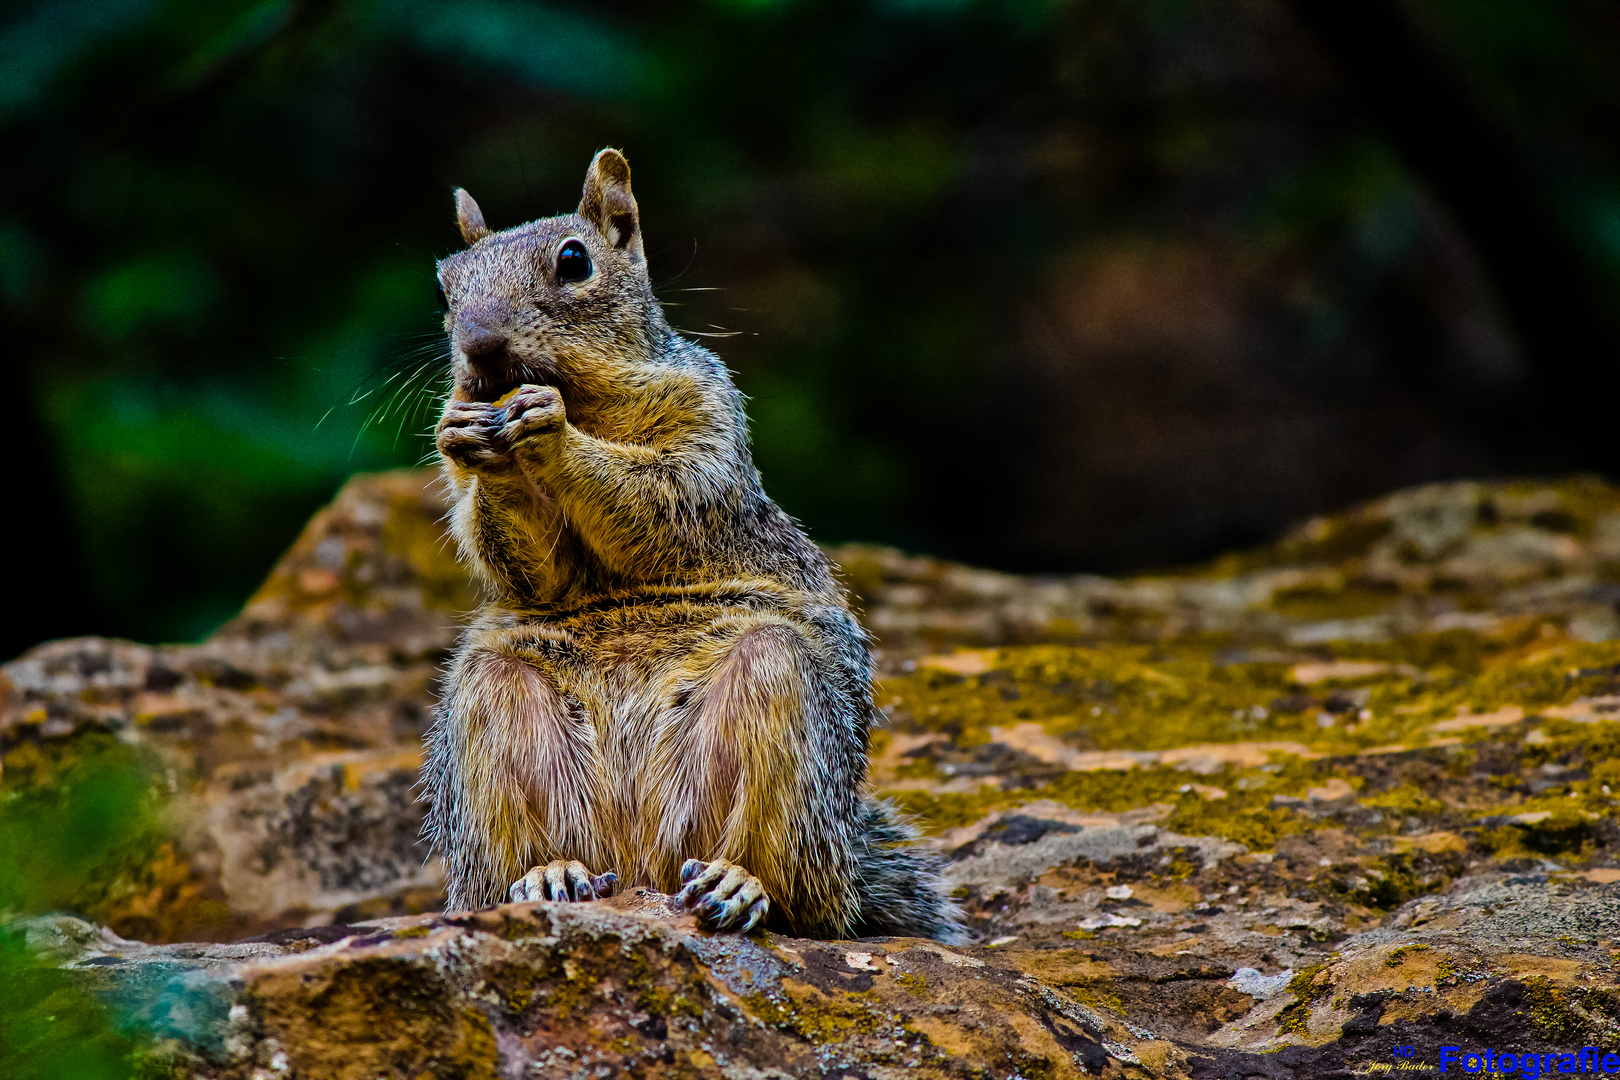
<box><xmin>418</xmin><ymin>148</ymin><xmax>964</xmax><ymax>942</ymax></box>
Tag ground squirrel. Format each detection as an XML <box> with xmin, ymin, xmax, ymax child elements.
<box><xmin>419</xmin><ymin>149</ymin><xmax>963</xmax><ymax>941</ymax></box>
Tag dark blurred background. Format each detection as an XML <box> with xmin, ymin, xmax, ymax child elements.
<box><xmin>4</xmin><ymin>0</ymin><xmax>1618</xmax><ymax>659</ymax></box>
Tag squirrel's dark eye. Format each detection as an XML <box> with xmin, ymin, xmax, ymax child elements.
<box><xmin>556</xmin><ymin>239</ymin><xmax>592</xmax><ymax>284</ymax></box>
<box><xmin>435</xmin><ymin>282</ymin><xmax>448</xmax><ymax>309</ymax></box>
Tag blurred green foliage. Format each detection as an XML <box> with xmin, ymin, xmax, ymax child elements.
<box><xmin>0</xmin><ymin>734</ymin><xmax>167</xmax><ymax>916</ymax></box>
<box><xmin>3</xmin><ymin>0</ymin><xmax>1618</xmax><ymax>653</ymax></box>
<box><xmin>0</xmin><ymin>927</ymin><xmax>146</xmax><ymax>1080</ymax></box>
<box><xmin>0</xmin><ymin>735</ymin><xmax>169</xmax><ymax>1080</ymax></box>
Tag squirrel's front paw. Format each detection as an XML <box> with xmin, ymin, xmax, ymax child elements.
<box><xmin>499</xmin><ymin>384</ymin><xmax>566</xmax><ymax>454</ymax></box>
<box><xmin>675</xmin><ymin>858</ymin><xmax>770</xmax><ymax>933</ymax></box>
<box><xmin>509</xmin><ymin>860</ymin><xmax>617</xmax><ymax>903</ymax></box>
<box><xmin>437</xmin><ymin>399</ymin><xmax>511</xmax><ymax>470</ymax></box>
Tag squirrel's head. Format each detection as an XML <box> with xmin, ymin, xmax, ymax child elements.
<box><xmin>436</xmin><ymin>148</ymin><xmax>657</xmax><ymax>402</ymax></box>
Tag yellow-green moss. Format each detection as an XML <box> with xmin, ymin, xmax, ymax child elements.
<box><xmin>1068</xmin><ymin>986</ymin><xmax>1125</xmax><ymax>1015</ymax></box>
<box><xmin>1275</xmin><ymin>961</ymin><xmax>1333</xmax><ymax>1038</ymax></box>
<box><xmin>1342</xmin><ymin>855</ymin><xmax>1447</xmax><ymax>911</ymax></box>
<box><xmin>1288</xmin><ymin>963</ymin><xmax>1333</xmax><ymax>1003</ymax></box>
<box><xmin>883</xmin><ymin>644</ymin><xmax>1315</xmax><ymax>755</ymax></box>
<box><xmin>1363</xmin><ymin>785</ymin><xmax>1445</xmax><ymax>817</ymax></box>
<box><xmin>747</xmin><ymin>992</ymin><xmax>795</xmax><ymax>1030</ymax></box>
<box><xmin>744</xmin><ymin>991</ymin><xmax>886</xmax><ymax>1045</ymax></box>
<box><xmin>1384</xmin><ymin>944</ymin><xmax>1431</xmax><ymax>968</ymax></box>
<box><xmin>1523</xmin><ymin>977</ymin><xmax>1591</xmax><ymax>1042</ymax></box>
<box><xmin>1162</xmin><ymin>789</ymin><xmax>1315</xmax><ymax>852</ymax></box>
<box><xmin>1277</xmin><ymin>1002</ymin><xmax>1311</xmax><ymax>1037</ymax></box>
<box><xmin>615</xmin><ymin>947</ymin><xmax>706</xmax><ymax>1023</ymax></box>
<box><xmin>541</xmin><ymin>960</ymin><xmax>605</xmax><ymax>1019</ymax></box>
<box><xmin>637</xmin><ymin>988</ymin><xmax>703</xmax><ymax>1021</ymax></box>
<box><xmin>893</xmin><ymin>756</ymin><xmax>1350</xmax><ymax>849</ymax></box>
<box><xmin>877</xmin><ymin>630</ymin><xmax>1620</xmax><ymax>856</ymax></box>
<box><xmin>1166</xmin><ymin>857</ymin><xmax>1200</xmax><ymax>880</ymax></box>
<box><xmin>895</xmin><ymin>971</ymin><xmax>928</xmax><ymax>996</ymax></box>
<box><xmin>1478</xmin><ymin>816</ymin><xmax>1596</xmax><ymax>862</ymax></box>
<box><xmin>881</xmin><ymin>635</ymin><xmax>1620</xmax><ymax>783</ymax></box>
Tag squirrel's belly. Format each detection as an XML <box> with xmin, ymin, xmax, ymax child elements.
<box><xmin>458</xmin><ymin>594</ymin><xmax>852</xmax><ymax>894</ymax></box>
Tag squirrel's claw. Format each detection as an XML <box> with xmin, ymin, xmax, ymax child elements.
<box><xmin>437</xmin><ymin>399</ymin><xmax>511</xmax><ymax>469</ymax></box>
<box><xmin>500</xmin><ymin>384</ymin><xmax>566</xmax><ymax>450</ymax></box>
<box><xmin>543</xmin><ymin>861</ymin><xmax>582</xmax><ymax>901</ymax></box>
<box><xmin>509</xmin><ymin>860</ymin><xmax>613</xmax><ymax>904</ymax></box>
<box><xmin>674</xmin><ymin>858</ymin><xmax>726</xmax><ymax>907</ymax></box>
<box><xmin>675</xmin><ymin>858</ymin><xmax>771</xmax><ymax>933</ymax></box>
<box><xmin>739</xmin><ymin>896</ymin><xmax>770</xmax><ymax>934</ymax></box>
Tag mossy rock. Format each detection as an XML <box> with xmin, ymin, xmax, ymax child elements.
<box><xmin>10</xmin><ymin>470</ymin><xmax>1620</xmax><ymax>1076</ymax></box>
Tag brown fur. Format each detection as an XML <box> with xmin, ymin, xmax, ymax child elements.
<box><xmin>420</xmin><ymin>149</ymin><xmax>962</xmax><ymax>940</ymax></box>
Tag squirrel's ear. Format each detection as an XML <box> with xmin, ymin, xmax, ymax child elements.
<box><xmin>578</xmin><ymin>148</ymin><xmax>642</xmax><ymax>257</ymax></box>
<box><xmin>454</xmin><ymin>188</ymin><xmax>491</xmax><ymax>245</ymax></box>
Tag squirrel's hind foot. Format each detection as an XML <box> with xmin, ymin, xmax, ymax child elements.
<box><xmin>509</xmin><ymin>861</ymin><xmax>617</xmax><ymax>903</ymax></box>
<box><xmin>676</xmin><ymin>858</ymin><xmax>769</xmax><ymax>933</ymax></box>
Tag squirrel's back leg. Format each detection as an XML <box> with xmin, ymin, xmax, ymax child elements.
<box><xmin>640</xmin><ymin>617</ymin><xmax>865</xmax><ymax>937</ymax></box>
<box><xmin>422</xmin><ymin>634</ymin><xmax>616</xmax><ymax>911</ymax></box>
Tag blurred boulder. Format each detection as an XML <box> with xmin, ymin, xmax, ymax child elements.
<box><xmin>1</xmin><ymin>469</ymin><xmax>470</xmax><ymax>940</ymax></box>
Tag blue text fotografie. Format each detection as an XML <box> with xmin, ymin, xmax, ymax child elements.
<box><xmin>1441</xmin><ymin>1047</ymin><xmax>1620</xmax><ymax>1075</ymax></box>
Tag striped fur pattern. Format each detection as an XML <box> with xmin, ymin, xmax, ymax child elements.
<box><xmin>419</xmin><ymin>149</ymin><xmax>964</xmax><ymax>941</ymax></box>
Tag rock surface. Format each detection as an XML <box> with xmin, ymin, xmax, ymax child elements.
<box><xmin>9</xmin><ymin>468</ymin><xmax>1620</xmax><ymax>1076</ymax></box>
<box><xmin>2</xmin><ymin>470</ymin><xmax>467</xmax><ymax>941</ymax></box>
<box><xmin>27</xmin><ymin>896</ymin><xmax>1170</xmax><ymax>1080</ymax></box>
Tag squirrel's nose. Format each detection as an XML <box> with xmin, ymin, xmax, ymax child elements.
<box><xmin>456</xmin><ymin>322</ymin><xmax>509</xmax><ymax>361</ymax></box>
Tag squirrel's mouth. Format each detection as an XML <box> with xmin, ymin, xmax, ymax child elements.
<box><xmin>457</xmin><ymin>355</ymin><xmax>558</xmax><ymax>403</ymax></box>
<box><xmin>462</xmin><ymin>375</ymin><xmax>521</xmax><ymax>404</ymax></box>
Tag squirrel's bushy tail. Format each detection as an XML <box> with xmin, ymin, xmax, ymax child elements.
<box><xmin>849</xmin><ymin>797</ymin><xmax>968</xmax><ymax>944</ymax></box>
